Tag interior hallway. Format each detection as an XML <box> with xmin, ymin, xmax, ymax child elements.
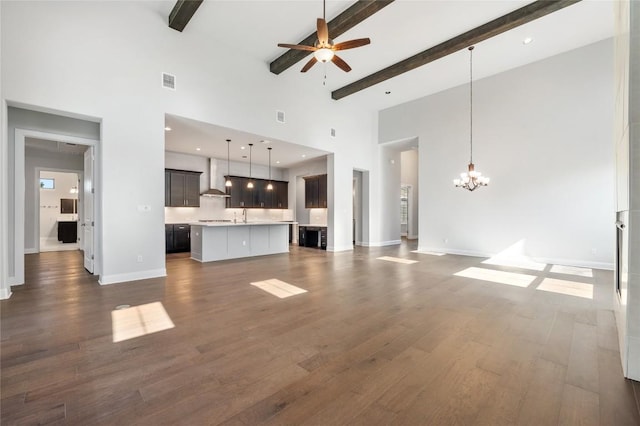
<box><xmin>1</xmin><ymin>244</ymin><xmax>639</xmax><ymax>424</ymax></box>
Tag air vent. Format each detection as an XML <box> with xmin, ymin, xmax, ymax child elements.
<box><xmin>276</xmin><ymin>110</ymin><xmax>285</xmax><ymax>123</ymax></box>
<box><xmin>162</xmin><ymin>72</ymin><xmax>176</xmax><ymax>90</ymax></box>
<box><xmin>330</xmin><ymin>128</ymin><xmax>336</xmax><ymax>138</ymax></box>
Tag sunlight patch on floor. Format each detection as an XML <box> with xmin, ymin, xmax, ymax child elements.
<box><xmin>454</xmin><ymin>267</ymin><xmax>537</xmax><ymax>287</ymax></box>
<box><xmin>549</xmin><ymin>264</ymin><xmax>593</xmax><ymax>278</ymax></box>
<box><xmin>251</xmin><ymin>279</ymin><xmax>307</xmax><ymax>299</ymax></box>
<box><xmin>111</xmin><ymin>302</ymin><xmax>175</xmax><ymax>343</ymax></box>
<box><xmin>536</xmin><ymin>278</ymin><xmax>593</xmax><ymax>299</ymax></box>
<box><xmin>377</xmin><ymin>256</ymin><xmax>419</xmax><ymax>264</ymax></box>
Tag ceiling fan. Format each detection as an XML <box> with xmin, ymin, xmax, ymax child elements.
<box><xmin>277</xmin><ymin>0</ymin><xmax>370</xmax><ymax>73</ymax></box>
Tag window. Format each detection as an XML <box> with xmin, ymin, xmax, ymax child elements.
<box><xmin>39</xmin><ymin>178</ymin><xmax>54</xmax><ymax>189</ymax></box>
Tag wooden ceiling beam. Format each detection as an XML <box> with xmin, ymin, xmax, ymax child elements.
<box><xmin>169</xmin><ymin>0</ymin><xmax>204</xmax><ymax>32</ymax></box>
<box><xmin>270</xmin><ymin>0</ymin><xmax>395</xmax><ymax>75</ymax></box>
<box><xmin>332</xmin><ymin>0</ymin><xmax>581</xmax><ymax>100</ymax></box>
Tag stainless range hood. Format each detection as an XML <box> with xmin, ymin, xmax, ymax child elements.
<box><xmin>201</xmin><ymin>158</ymin><xmax>230</xmax><ymax>198</ymax></box>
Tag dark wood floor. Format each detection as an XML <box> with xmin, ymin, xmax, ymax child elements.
<box><xmin>2</xmin><ymin>243</ymin><xmax>639</xmax><ymax>425</ymax></box>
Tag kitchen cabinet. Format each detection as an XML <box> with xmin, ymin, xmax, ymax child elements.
<box><xmin>58</xmin><ymin>221</ymin><xmax>77</xmax><ymax>244</ymax></box>
<box><xmin>165</xmin><ymin>169</ymin><xmax>202</xmax><ymax>207</ymax></box>
<box><xmin>225</xmin><ymin>175</ymin><xmax>288</xmax><ymax>209</ymax></box>
<box><xmin>298</xmin><ymin>225</ymin><xmax>327</xmax><ymax>250</ymax></box>
<box><xmin>165</xmin><ymin>223</ymin><xmax>190</xmax><ymax>253</ymax></box>
<box><xmin>304</xmin><ymin>174</ymin><xmax>327</xmax><ymax>209</ymax></box>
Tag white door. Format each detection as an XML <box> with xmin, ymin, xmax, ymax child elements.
<box><xmin>83</xmin><ymin>147</ymin><xmax>94</xmax><ymax>273</ymax></box>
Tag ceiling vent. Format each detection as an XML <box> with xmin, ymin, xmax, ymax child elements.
<box><xmin>276</xmin><ymin>110</ymin><xmax>285</xmax><ymax>123</ymax></box>
<box><xmin>330</xmin><ymin>128</ymin><xmax>336</xmax><ymax>138</ymax></box>
<box><xmin>162</xmin><ymin>72</ymin><xmax>176</xmax><ymax>90</ymax></box>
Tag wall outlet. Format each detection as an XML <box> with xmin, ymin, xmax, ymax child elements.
<box><xmin>443</xmin><ymin>238</ymin><xmax>449</xmax><ymax>244</ymax></box>
<box><xmin>242</xmin><ymin>241</ymin><xmax>246</xmax><ymax>246</ymax></box>
<box><xmin>591</xmin><ymin>248</ymin><xmax>597</xmax><ymax>255</ymax></box>
<box><xmin>137</xmin><ymin>255</ymin><xmax>143</xmax><ymax>263</ymax></box>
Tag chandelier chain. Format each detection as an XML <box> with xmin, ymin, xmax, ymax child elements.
<box><xmin>469</xmin><ymin>45</ymin><xmax>473</xmax><ymax>164</ymax></box>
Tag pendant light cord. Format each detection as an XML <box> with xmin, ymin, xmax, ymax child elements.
<box><xmin>469</xmin><ymin>46</ymin><xmax>474</xmax><ymax>164</ymax></box>
<box><xmin>249</xmin><ymin>143</ymin><xmax>252</xmax><ymax>178</ymax></box>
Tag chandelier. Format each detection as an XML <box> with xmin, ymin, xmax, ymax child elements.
<box><xmin>454</xmin><ymin>46</ymin><xmax>490</xmax><ymax>191</ymax></box>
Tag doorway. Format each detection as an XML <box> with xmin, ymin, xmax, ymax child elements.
<box><xmin>37</xmin><ymin>170</ymin><xmax>80</xmax><ymax>252</ymax></box>
<box><xmin>11</xmin><ymin>127</ymin><xmax>99</xmax><ymax>286</ymax></box>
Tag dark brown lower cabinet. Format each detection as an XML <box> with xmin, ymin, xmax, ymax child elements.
<box><xmin>298</xmin><ymin>226</ymin><xmax>327</xmax><ymax>250</ymax></box>
<box><xmin>57</xmin><ymin>221</ymin><xmax>77</xmax><ymax>244</ymax></box>
<box><xmin>165</xmin><ymin>224</ymin><xmax>190</xmax><ymax>253</ymax></box>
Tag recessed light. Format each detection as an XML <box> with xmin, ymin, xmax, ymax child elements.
<box><xmin>523</xmin><ymin>37</ymin><xmax>533</xmax><ymax>45</ymax></box>
<box><xmin>164</xmin><ymin>126</ymin><xmax>172</xmax><ymax>131</ymax></box>
<box><xmin>240</xmin><ymin>146</ymin><xmax>245</xmax><ymax>150</ymax></box>
<box><xmin>196</xmin><ymin>147</ymin><xmax>201</xmax><ymax>151</ymax></box>
<box><xmin>301</xmin><ymin>154</ymin><xmax>306</xmax><ymax>158</ymax></box>
<box><xmin>261</xmin><ymin>140</ymin><xmax>270</xmax><ymax>144</ymax></box>
<box><xmin>276</xmin><ymin>160</ymin><xmax>280</xmax><ymax>164</ymax></box>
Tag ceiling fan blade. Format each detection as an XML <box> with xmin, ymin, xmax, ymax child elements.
<box><xmin>333</xmin><ymin>38</ymin><xmax>371</xmax><ymax>51</ymax></box>
<box><xmin>301</xmin><ymin>57</ymin><xmax>318</xmax><ymax>73</ymax></box>
<box><xmin>331</xmin><ymin>54</ymin><xmax>352</xmax><ymax>72</ymax></box>
<box><xmin>277</xmin><ymin>43</ymin><xmax>317</xmax><ymax>52</ymax></box>
<box><xmin>317</xmin><ymin>18</ymin><xmax>329</xmax><ymax>45</ymax></box>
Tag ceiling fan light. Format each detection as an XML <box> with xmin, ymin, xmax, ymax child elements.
<box><xmin>314</xmin><ymin>48</ymin><xmax>334</xmax><ymax>63</ymax></box>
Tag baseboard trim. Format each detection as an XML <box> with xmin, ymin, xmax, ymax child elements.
<box><xmin>417</xmin><ymin>246</ymin><xmax>614</xmax><ymax>270</ymax></box>
<box><xmin>363</xmin><ymin>240</ymin><xmax>402</xmax><ymax>247</ymax></box>
<box><xmin>99</xmin><ymin>268</ymin><xmax>167</xmax><ymax>285</ymax></box>
<box><xmin>0</xmin><ymin>288</ymin><xmax>12</xmax><ymax>300</ymax></box>
<box><xmin>24</xmin><ymin>248</ymin><xmax>38</xmax><ymax>254</ymax></box>
<box><xmin>407</xmin><ymin>234</ymin><xmax>418</xmax><ymax>240</ymax></box>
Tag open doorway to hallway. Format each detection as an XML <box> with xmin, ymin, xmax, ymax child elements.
<box><xmin>8</xmin><ymin>105</ymin><xmax>101</xmax><ymax>288</ymax></box>
<box><xmin>38</xmin><ymin>170</ymin><xmax>80</xmax><ymax>252</ymax></box>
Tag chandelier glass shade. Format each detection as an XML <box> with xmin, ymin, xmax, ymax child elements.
<box><xmin>225</xmin><ymin>139</ymin><xmax>232</xmax><ymax>187</ymax></box>
<box><xmin>454</xmin><ymin>45</ymin><xmax>490</xmax><ymax>192</ymax></box>
<box><xmin>247</xmin><ymin>143</ymin><xmax>254</xmax><ymax>189</ymax></box>
<box><xmin>266</xmin><ymin>147</ymin><xmax>273</xmax><ymax>191</ymax></box>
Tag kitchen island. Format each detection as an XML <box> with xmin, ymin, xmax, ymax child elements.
<box><xmin>190</xmin><ymin>221</ymin><xmax>289</xmax><ymax>262</ymax></box>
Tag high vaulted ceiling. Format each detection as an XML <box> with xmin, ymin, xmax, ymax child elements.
<box><xmin>156</xmin><ymin>0</ymin><xmax>613</xmax><ymax>165</ymax></box>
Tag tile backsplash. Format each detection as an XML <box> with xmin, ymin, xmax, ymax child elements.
<box><xmin>165</xmin><ymin>197</ymin><xmax>293</xmax><ymax>224</ymax></box>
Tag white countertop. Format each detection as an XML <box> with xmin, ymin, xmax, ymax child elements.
<box><xmin>189</xmin><ymin>221</ymin><xmax>295</xmax><ymax>227</ymax></box>
<box><xmin>298</xmin><ymin>224</ymin><xmax>327</xmax><ymax>227</ymax></box>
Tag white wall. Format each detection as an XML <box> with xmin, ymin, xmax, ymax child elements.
<box><xmin>380</xmin><ymin>39</ymin><xmax>615</xmax><ymax>268</ymax></box>
<box><xmin>38</xmin><ymin>170</ymin><xmax>78</xmax><ymax>245</ymax></box>
<box><xmin>401</xmin><ymin>149</ymin><xmax>419</xmax><ymax>239</ymax></box>
<box><xmin>1</xmin><ymin>2</ymin><xmax>377</xmax><ymax>286</ymax></box>
<box><xmin>25</xmin><ymin>147</ymin><xmax>83</xmax><ymax>251</ymax></box>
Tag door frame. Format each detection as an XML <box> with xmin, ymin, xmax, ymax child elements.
<box><xmin>12</xmin><ymin>128</ymin><xmax>99</xmax><ymax>286</ymax></box>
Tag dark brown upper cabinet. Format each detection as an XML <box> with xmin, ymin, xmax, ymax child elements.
<box><xmin>165</xmin><ymin>169</ymin><xmax>202</xmax><ymax>207</ymax></box>
<box><xmin>304</xmin><ymin>174</ymin><xmax>327</xmax><ymax>209</ymax></box>
<box><xmin>225</xmin><ymin>175</ymin><xmax>288</xmax><ymax>209</ymax></box>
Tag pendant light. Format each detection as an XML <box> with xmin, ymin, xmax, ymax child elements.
<box><xmin>453</xmin><ymin>45</ymin><xmax>490</xmax><ymax>192</ymax></box>
<box><xmin>225</xmin><ymin>139</ymin><xmax>232</xmax><ymax>187</ymax></box>
<box><xmin>266</xmin><ymin>147</ymin><xmax>274</xmax><ymax>191</ymax></box>
<box><xmin>247</xmin><ymin>143</ymin><xmax>254</xmax><ymax>189</ymax></box>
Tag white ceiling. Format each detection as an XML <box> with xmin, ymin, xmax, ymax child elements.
<box><xmin>158</xmin><ymin>0</ymin><xmax>614</xmax><ymax>164</ymax></box>
<box><xmin>164</xmin><ymin>114</ymin><xmax>330</xmax><ymax>167</ymax></box>
<box><xmin>25</xmin><ymin>137</ymin><xmax>88</xmax><ymax>155</ymax></box>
